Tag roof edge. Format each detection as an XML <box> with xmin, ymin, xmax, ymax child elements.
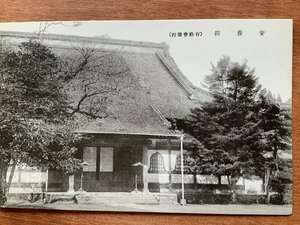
<box><xmin>0</xmin><ymin>30</ymin><xmax>168</xmax><ymax>51</ymax></box>
<box><xmin>156</xmin><ymin>51</ymin><xmax>193</xmax><ymax>97</ymax></box>
<box><xmin>74</xmin><ymin>131</ymin><xmax>183</xmax><ymax>139</ymax></box>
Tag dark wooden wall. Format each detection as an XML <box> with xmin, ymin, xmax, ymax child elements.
<box><xmin>0</xmin><ymin>0</ymin><xmax>299</xmax><ymax>224</ymax></box>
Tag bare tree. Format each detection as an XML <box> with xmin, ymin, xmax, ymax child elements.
<box><xmin>36</xmin><ymin>22</ymin><xmax>82</xmax><ymax>39</ymax></box>
<box><xmin>60</xmin><ymin>45</ymin><xmax>139</xmax><ymax>119</ymax></box>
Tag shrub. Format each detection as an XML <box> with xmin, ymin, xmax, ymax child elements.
<box><xmin>236</xmin><ymin>194</ymin><xmax>266</xmax><ymax>204</ymax></box>
<box><xmin>177</xmin><ymin>190</ymin><xmax>231</xmax><ymax>204</ymax></box>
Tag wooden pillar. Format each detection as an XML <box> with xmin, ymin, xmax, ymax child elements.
<box><xmin>96</xmin><ymin>147</ymin><xmax>100</xmax><ymax>181</ymax></box>
<box><xmin>67</xmin><ymin>175</ymin><xmax>75</xmax><ymax>193</ymax></box>
<box><xmin>142</xmin><ymin>145</ymin><xmax>149</xmax><ymax>193</ymax></box>
<box><xmin>180</xmin><ymin>135</ymin><xmax>186</xmax><ymax>205</ymax></box>
<box><xmin>168</xmin><ymin>139</ymin><xmax>172</xmax><ymax>192</ymax></box>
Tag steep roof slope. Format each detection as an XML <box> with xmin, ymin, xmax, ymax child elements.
<box><xmin>0</xmin><ymin>31</ymin><xmax>211</xmax><ymax>135</ymax></box>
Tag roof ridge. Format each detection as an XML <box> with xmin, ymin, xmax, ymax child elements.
<box><xmin>163</xmin><ymin>56</ymin><xmax>194</xmax><ymax>88</ymax></box>
<box><xmin>0</xmin><ymin>30</ymin><xmax>168</xmax><ymax>50</ymax></box>
<box><xmin>150</xmin><ymin>104</ymin><xmax>172</xmax><ymax>128</ymax></box>
<box><xmin>156</xmin><ymin>51</ymin><xmax>193</xmax><ymax>97</ymax></box>
<box><xmin>156</xmin><ymin>52</ymin><xmax>212</xmax><ymax>101</ymax></box>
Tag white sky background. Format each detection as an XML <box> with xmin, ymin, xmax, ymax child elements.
<box><xmin>0</xmin><ymin>19</ymin><xmax>292</xmax><ymax>101</ymax></box>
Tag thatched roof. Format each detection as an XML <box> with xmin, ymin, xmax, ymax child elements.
<box><xmin>0</xmin><ymin>31</ymin><xmax>211</xmax><ymax>136</ymax></box>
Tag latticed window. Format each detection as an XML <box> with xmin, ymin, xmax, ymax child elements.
<box><xmin>148</xmin><ymin>152</ymin><xmax>166</xmax><ymax>173</ymax></box>
<box><xmin>174</xmin><ymin>154</ymin><xmax>190</xmax><ymax>173</ymax></box>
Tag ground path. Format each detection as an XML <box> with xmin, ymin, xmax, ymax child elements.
<box><xmin>3</xmin><ymin>200</ymin><xmax>292</xmax><ymax>215</ymax></box>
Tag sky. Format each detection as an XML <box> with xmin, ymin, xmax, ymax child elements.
<box><xmin>0</xmin><ymin>19</ymin><xmax>292</xmax><ymax>101</ymax></box>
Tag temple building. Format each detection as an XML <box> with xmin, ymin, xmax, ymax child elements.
<box><xmin>1</xmin><ymin>31</ymin><xmax>260</xmax><ymax>204</ymax></box>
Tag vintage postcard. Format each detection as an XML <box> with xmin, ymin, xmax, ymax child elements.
<box><xmin>0</xmin><ymin>19</ymin><xmax>292</xmax><ymax>214</ymax></box>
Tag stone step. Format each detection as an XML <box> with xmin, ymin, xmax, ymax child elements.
<box><xmin>46</xmin><ymin>192</ymin><xmax>178</xmax><ymax>205</ymax></box>
<box><xmin>77</xmin><ymin>199</ymin><xmax>159</xmax><ymax>205</ymax></box>
<box><xmin>77</xmin><ymin>197</ymin><xmax>157</xmax><ymax>200</ymax></box>
<box><xmin>76</xmin><ymin>194</ymin><xmax>156</xmax><ymax>198</ymax></box>
<box><xmin>75</xmin><ymin>194</ymin><xmax>159</xmax><ymax>205</ymax></box>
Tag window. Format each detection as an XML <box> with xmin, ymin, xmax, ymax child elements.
<box><xmin>100</xmin><ymin>147</ymin><xmax>113</xmax><ymax>172</ymax></box>
<box><xmin>148</xmin><ymin>152</ymin><xmax>166</xmax><ymax>173</ymax></box>
<box><xmin>82</xmin><ymin>147</ymin><xmax>114</xmax><ymax>172</ymax></box>
<box><xmin>83</xmin><ymin>147</ymin><xmax>97</xmax><ymax>172</ymax></box>
<box><xmin>174</xmin><ymin>153</ymin><xmax>190</xmax><ymax>173</ymax></box>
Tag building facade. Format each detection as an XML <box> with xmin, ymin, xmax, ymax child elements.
<box><xmin>1</xmin><ymin>31</ymin><xmax>263</xmax><ymax>201</ymax></box>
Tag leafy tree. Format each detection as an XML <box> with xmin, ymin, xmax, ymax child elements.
<box><xmin>177</xmin><ymin>56</ymin><xmax>265</xmax><ymax>202</ymax></box>
<box><xmin>0</xmin><ymin>40</ymin><xmax>83</xmax><ymax>206</ymax></box>
<box><xmin>177</xmin><ymin>56</ymin><xmax>291</xmax><ymax>203</ymax></box>
<box><xmin>257</xmin><ymin>91</ymin><xmax>291</xmax><ymax>203</ymax></box>
<box><xmin>0</xmin><ymin>36</ymin><xmax>138</xmax><ymax>206</ymax></box>
<box><xmin>269</xmin><ymin>158</ymin><xmax>292</xmax><ymax>204</ymax></box>
<box><xmin>277</xmin><ymin>94</ymin><xmax>283</xmax><ymax>103</ymax></box>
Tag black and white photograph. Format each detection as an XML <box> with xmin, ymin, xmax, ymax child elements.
<box><xmin>0</xmin><ymin>19</ymin><xmax>292</xmax><ymax>214</ymax></box>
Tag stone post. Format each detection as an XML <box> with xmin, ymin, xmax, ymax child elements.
<box><xmin>142</xmin><ymin>145</ymin><xmax>149</xmax><ymax>193</ymax></box>
<box><xmin>67</xmin><ymin>175</ymin><xmax>75</xmax><ymax>193</ymax></box>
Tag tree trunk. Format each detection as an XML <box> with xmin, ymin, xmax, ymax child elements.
<box><xmin>193</xmin><ymin>172</ymin><xmax>197</xmax><ymax>189</ymax></box>
<box><xmin>265</xmin><ymin>167</ymin><xmax>271</xmax><ymax>204</ymax></box>
<box><xmin>7</xmin><ymin>161</ymin><xmax>17</xmax><ymax>193</ymax></box>
<box><xmin>273</xmin><ymin>145</ymin><xmax>279</xmax><ymax>173</ymax></box>
<box><xmin>217</xmin><ymin>175</ymin><xmax>222</xmax><ymax>185</ymax></box>
<box><xmin>231</xmin><ymin>183</ymin><xmax>237</xmax><ymax>204</ymax></box>
<box><xmin>229</xmin><ymin>176</ymin><xmax>238</xmax><ymax>204</ymax></box>
<box><xmin>0</xmin><ymin>162</ymin><xmax>9</xmax><ymax>206</ymax></box>
<box><xmin>266</xmin><ymin>183</ymin><xmax>271</xmax><ymax>204</ymax></box>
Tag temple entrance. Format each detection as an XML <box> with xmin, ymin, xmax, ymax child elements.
<box><xmin>80</xmin><ymin>145</ymin><xmax>143</xmax><ymax>192</ymax></box>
